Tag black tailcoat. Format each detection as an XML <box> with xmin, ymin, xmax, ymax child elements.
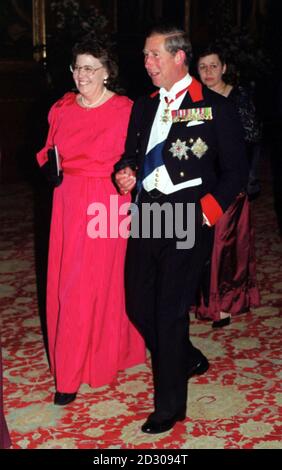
<box><xmin>115</xmin><ymin>81</ymin><xmax>248</xmax><ymax>214</ymax></box>
<box><xmin>114</xmin><ymin>79</ymin><xmax>249</xmax><ymax>419</ymax></box>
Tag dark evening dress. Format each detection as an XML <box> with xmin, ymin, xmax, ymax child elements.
<box><xmin>196</xmin><ymin>86</ymin><xmax>260</xmax><ymax>321</ymax></box>
<box><xmin>196</xmin><ymin>192</ymin><xmax>260</xmax><ymax>320</ymax></box>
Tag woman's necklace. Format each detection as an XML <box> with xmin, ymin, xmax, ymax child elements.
<box><xmin>217</xmin><ymin>82</ymin><xmax>227</xmax><ymax>96</ymax></box>
<box><xmin>79</xmin><ymin>88</ymin><xmax>107</xmax><ymax>108</ymax></box>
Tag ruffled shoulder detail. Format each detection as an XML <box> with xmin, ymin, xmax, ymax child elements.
<box><xmin>53</xmin><ymin>92</ymin><xmax>76</xmax><ymax>109</ymax></box>
<box><xmin>109</xmin><ymin>95</ymin><xmax>133</xmax><ymax>114</ymax></box>
<box><xmin>110</xmin><ymin>94</ymin><xmax>133</xmax><ymax>111</ymax></box>
<box><xmin>48</xmin><ymin>92</ymin><xmax>76</xmax><ymax>124</ymax></box>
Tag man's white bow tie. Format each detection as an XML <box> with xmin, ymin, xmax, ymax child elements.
<box><xmin>159</xmin><ymin>88</ymin><xmax>175</xmax><ymax>102</ymax></box>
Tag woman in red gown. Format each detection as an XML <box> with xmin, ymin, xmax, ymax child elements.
<box><xmin>37</xmin><ymin>36</ymin><xmax>145</xmax><ymax>405</ymax></box>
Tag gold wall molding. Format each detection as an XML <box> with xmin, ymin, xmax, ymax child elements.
<box><xmin>32</xmin><ymin>0</ymin><xmax>46</xmax><ymax>61</ymax></box>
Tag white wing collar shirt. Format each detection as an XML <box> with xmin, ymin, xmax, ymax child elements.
<box><xmin>142</xmin><ymin>73</ymin><xmax>202</xmax><ymax>194</ymax></box>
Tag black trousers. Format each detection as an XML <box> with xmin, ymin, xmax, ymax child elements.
<box><xmin>125</xmin><ymin>190</ymin><xmax>213</xmax><ymax>419</ymax></box>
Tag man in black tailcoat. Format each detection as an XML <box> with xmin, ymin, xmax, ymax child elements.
<box><xmin>114</xmin><ymin>25</ymin><xmax>248</xmax><ymax>434</ymax></box>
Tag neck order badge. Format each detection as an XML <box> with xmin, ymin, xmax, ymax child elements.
<box><xmin>161</xmin><ymin>86</ymin><xmax>190</xmax><ymax>123</ymax></box>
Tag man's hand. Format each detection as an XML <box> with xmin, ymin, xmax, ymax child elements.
<box><xmin>115</xmin><ymin>167</ymin><xmax>136</xmax><ymax>194</ymax></box>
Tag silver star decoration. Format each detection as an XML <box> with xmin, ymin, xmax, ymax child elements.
<box><xmin>169</xmin><ymin>139</ymin><xmax>189</xmax><ymax>160</ymax></box>
<box><xmin>191</xmin><ymin>138</ymin><xmax>208</xmax><ymax>159</ymax></box>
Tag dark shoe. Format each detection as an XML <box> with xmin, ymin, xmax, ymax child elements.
<box><xmin>54</xmin><ymin>391</ymin><xmax>77</xmax><ymax>406</ymax></box>
<box><xmin>212</xmin><ymin>317</ymin><xmax>231</xmax><ymax>328</ymax></box>
<box><xmin>187</xmin><ymin>355</ymin><xmax>209</xmax><ymax>379</ymax></box>
<box><xmin>141</xmin><ymin>411</ymin><xmax>186</xmax><ymax>434</ymax></box>
<box><xmin>247</xmin><ymin>190</ymin><xmax>260</xmax><ymax>202</ymax></box>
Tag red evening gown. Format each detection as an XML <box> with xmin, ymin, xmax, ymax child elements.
<box><xmin>37</xmin><ymin>93</ymin><xmax>145</xmax><ymax>393</ymax></box>
<box><xmin>196</xmin><ymin>193</ymin><xmax>260</xmax><ymax>321</ymax></box>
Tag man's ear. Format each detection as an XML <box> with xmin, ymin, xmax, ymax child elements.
<box><xmin>175</xmin><ymin>49</ymin><xmax>186</xmax><ymax>65</ymax></box>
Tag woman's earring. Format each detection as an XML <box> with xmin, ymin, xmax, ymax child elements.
<box><xmin>103</xmin><ymin>77</ymin><xmax>108</xmax><ymax>86</ymax></box>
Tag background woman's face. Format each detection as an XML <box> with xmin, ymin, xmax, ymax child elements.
<box><xmin>197</xmin><ymin>53</ymin><xmax>226</xmax><ymax>88</ymax></box>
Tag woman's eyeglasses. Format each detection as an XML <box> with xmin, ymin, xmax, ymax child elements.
<box><xmin>69</xmin><ymin>65</ymin><xmax>103</xmax><ymax>75</ymax></box>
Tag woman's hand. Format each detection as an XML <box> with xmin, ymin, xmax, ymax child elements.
<box><xmin>115</xmin><ymin>167</ymin><xmax>136</xmax><ymax>194</ymax></box>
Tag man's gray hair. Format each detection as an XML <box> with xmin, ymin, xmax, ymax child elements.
<box><xmin>147</xmin><ymin>25</ymin><xmax>193</xmax><ymax>66</ymax></box>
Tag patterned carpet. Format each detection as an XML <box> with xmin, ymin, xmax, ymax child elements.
<box><xmin>0</xmin><ymin>162</ymin><xmax>281</xmax><ymax>450</ymax></box>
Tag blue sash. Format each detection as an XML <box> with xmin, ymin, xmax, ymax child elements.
<box><xmin>137</xmin><ymin>141</ymin><xmax>165</xmax><ymax>191</ymax></box>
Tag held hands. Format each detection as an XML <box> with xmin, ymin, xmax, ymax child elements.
<box><xmin>115</xmin><ymin>167</ymin><xmax>136</xmax><ymax>195</ymax></box>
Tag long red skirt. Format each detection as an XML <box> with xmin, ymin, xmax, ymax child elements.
<box><xmin>196</xmin><ymin>193</ymin><xmax>260</xmax><ymax>321</ymax></box>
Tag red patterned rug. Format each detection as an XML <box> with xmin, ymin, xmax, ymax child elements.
<box><xmin>0</xmin><ymin>162</ymin><xmax>281</xmax><ymax>450</ymax></box>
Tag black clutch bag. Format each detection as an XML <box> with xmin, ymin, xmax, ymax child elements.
<box><xmin>41</xmin><ymin>146</ymin><xmax>63</xmax><ymax>187</ymax></box>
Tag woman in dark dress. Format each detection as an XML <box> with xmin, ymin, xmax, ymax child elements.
<box><xmin>0</xmin><ymin>336</ymin><xmax>11</xmax><ymax>449</ymax></box>
<box><xmin>196</xmin><ymin>46</ymin><xmax>260</xmax><ymax>327</ymax></box>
